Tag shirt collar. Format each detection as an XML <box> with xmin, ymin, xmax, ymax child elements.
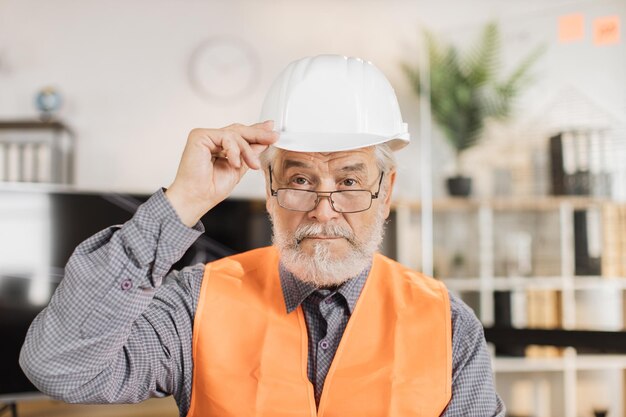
<box><xmin>336</xmin><ymin>266</ymin><xmax>370</xmax><ymax>313</ymax></box>
<box><xmin>279</xmin><ymin>261</ymin><xmax>371</xmax><ymax>315</ymax></box>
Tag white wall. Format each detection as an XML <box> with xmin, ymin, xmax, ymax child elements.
<box><xmin>0</xmin><ymin>0</ymin><xmax>624</xmax><ymax>198</ymax></box>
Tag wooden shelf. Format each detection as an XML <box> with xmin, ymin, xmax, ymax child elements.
<box><xmin>393</xmin><ymin>197</ymin><xmax>625</xmax><ymax>212</ymax></box>
<box><xmin>494</xmin><ymin>354</ymin><xmax>626</xmax><ymax>373</ymax></box>
<box><xmin>0</xmin><ymin>119</ymin><xmax>71</xmax><ymax>132</ymax></box>
<box><xmin>10</xmin><ymin>396</ymin><xmax>177</xmax><ymax>417</ymax></box>
<box><xmin>575</xmin><ymin>354</ymin><xmax>626</xmax><ymax>370</ymax></box>
<box><xmin>494</xmin><ymin>356</ymin><xmax>568</xmax><ymax>373</ymax></box>
<box><xmin>441</xmin><ymin>276</ymin><xmax>626</xmax><ymax>292</ymax></box>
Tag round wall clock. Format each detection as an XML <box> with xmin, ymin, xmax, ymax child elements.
<box><xmin>187</xmin><ymin>36</ymin><xmax>261</xmax><ymax>102</ymax></box>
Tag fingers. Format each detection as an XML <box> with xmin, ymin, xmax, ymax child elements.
<box><xmin>246</xmin><ymin>120</ymin><xmax>274</xmax><ymax>130</ymax></box>
<box><xmin>216</xmin><ymin>121</ymin><xmax>278</xmax><ymax>170</ymax></box>
<box><xmin>225</xmin><ymin>121</ymin><xmax>278</xmax><ymax>145</ymax></box>
<box><xmin>220</xmin><ymin>132</ymin><xmax>243</xmax><ymax>169</ymax></box>
<box><xmin>216</xmin><ymin>130</ymin><xmax>263</xmax><ymax>170</ymax></box>
<box><xmin>225</xmin><ymin>132</ymin><xmax>260</xmax><ymax>169</ymax></box>
<box><xmin>237</xmin><ymin>135</ymin><xmax>262</xmax><ymax>170</ymax></box>
<box><xmin>188</xmin><ymin>121</ymin><xmax>277</xmax><ymax>171</ymax></box>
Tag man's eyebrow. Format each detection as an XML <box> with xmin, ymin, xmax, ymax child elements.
<box><xmin>338</xmin><ymin>163</ymin><xmax>367</xmax><ymax>174</ymax></box>
<box><xmin>282</xmin><ymin>159</ymin><xmax>312</xmax><ymax>171</ymax></box>
<box><xmin>280</xmin><ymin>160</ymin><xmax>368</xmax><ymax>175</ymax></box>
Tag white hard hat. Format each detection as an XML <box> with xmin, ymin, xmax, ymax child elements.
<box><xmin>260</xmin><ymin>54</ymin><xmax>410</xmax><ymax>152</ymax></box>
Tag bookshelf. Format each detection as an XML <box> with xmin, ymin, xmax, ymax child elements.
<box><xmin>393</xmin><ymin>197</ymin><xmax>626</xmax><ymax>417</ymax></box>
<box><xmin>0</xmin><ymin>119</ymin><xmax>76</xmax><ymax>184</ymax></box>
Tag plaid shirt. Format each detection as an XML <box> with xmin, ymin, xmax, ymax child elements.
<box><xmin>20</xmin><ymin>189</ymin><xmax>505</xmax><ymax>416</ymax></box>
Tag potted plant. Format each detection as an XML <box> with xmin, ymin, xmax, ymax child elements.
<box><xmin>402</xmin><ymin>22</ymin><xmax>544</xmax><ymax>197</ymax></box>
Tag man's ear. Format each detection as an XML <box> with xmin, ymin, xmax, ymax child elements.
<box><xmin>382</xmin><ymin>170</ymin><xmax>396</xmax><ymax>219</ymax></box>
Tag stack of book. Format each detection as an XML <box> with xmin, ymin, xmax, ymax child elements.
<box><xmin>574</xmin><ymin>208</ymin><xmax>602</xmax><ymax>276</ymax></box>
<box><xmin>549</xmin><ymin>130</ymin><xmax>612</xmax><ymax>197</ymax></box>
<box><xmin>601</xmin><ymin>204</ymin><xmax>626</xmax><ymax>278</ymax></box>
<box><xmin>525</xmin><ymin>290</ymin><xmax>564</xmax><ymax>358</ymax></box>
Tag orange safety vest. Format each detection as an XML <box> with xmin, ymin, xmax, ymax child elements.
<box><xmin>187</xmin><ymin>246</ymin><xmax>452</xmax><ymax>417</ymax></box>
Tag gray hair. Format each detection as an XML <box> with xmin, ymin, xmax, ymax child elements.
<box><xmin>373</xmin><ymin>143</ymin><xmax>397</xmax><ymax>174</ymax></box>
<box><xmin>259</xmin><ymin>143</ymin><xmax>396</xmax><ymax>174</ymax></box>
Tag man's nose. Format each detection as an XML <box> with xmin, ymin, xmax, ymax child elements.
<box><xmin>307</xmin><ymin>194</ymin><xmax>341</xmax><ymax>222</ymax></box>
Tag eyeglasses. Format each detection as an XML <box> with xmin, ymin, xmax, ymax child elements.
<box><xmin>269</xmin><ymin>166</ymin><xmax>384</xmax><ymax>213</ymax></box>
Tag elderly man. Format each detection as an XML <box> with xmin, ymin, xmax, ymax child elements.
<box><xmin>20</xmin><ymin>55</ymin><xmax>504</xmax><ymax>416</ymax></box>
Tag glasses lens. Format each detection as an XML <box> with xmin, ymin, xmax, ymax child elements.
<box><xmin>276</xmin><ymin>189</ymin><xmax>318</xmax><ymax>211</ymax></box>
<box><xmin>331</xmin><ymin>190</ymin><xmax>372</xmax><ymax>213</ymax></box>
<box><xmin>275</xmin><ymin>189</ymin><xmax>373</xmax><ymax>213</ymax></box>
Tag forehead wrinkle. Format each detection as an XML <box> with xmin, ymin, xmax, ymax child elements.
<box><xmin>275</xmin><ymin>149</ymin><xmax>376</xmax><ymax>178</ymax></box>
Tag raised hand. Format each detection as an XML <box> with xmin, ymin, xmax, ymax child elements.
<box><xmin>165</xmin><ymin>120</ymin><xmax>278</xmax><ymax>226</ymax></box>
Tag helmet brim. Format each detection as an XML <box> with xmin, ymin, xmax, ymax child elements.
<box><xmin>273</xmin><ymin>132</ymin><xmax>410</xmax><ymax>153</ymax></box>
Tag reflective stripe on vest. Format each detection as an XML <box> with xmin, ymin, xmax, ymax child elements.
<box><xmin>187</xmin><ymin>246</ymin><xmax>452</xmax><ymax>417</ymax></box>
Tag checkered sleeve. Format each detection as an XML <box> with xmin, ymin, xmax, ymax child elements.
<box><xmin>19</xmin><ymin>188</ymin><xmax>204</xmax><ymax>407</ymax></box>
<box><xmin>442</xmin><ymin>293</ymin><xmax>506</xmax><ymax>416</ymax></box>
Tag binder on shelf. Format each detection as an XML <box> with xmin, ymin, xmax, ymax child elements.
<box><xmin>601</xmin><ymin>204</ymin><xmax>622</xmax><ymax>277</ymax></box>
<box><xmin>550</xmin><ymin>131</ymin><xmax>582</xmax><ymax>195</ymax></box>
<box><xmin>618</xmin><ymin>204</ymin><xmax>626</xmax><ymax>277</ymax></box>
<box><xmin>549</xmin><ymin>129</ymin><xmax>612</xmax><ymax>197</ymax></box>
<box><xmin>493</xmin><ymin>291</ymin><xmax>526</xmax><ymax>357</ymax></box>
<box><xmin>549</xmin><ymin>133</ymin><xmax>566</xmax><ymax>195</ymax></box>
<box><xmin>574</xmin><ymin>209</ymin><xmax>602</xmax><ymax>276</ymax></box>
<box><xmin>571</xmin><ymin>130</ymin><xmax>591</xmax><ymax>195</ymax></box>
<box><xmin>525</xmin><ymin>290</ymin><xmax>563</xmax><ymax>358</ymax></box>
<box><xmin>590</xmin><ymin>130</ymin><xmax>612</xmax><ymax>197</ymax></box>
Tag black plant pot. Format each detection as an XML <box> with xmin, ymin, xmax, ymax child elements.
<box><xmin>446</xmin><ymin>176</ymin><xmax>472</xmax><ymax>197</ymax></box>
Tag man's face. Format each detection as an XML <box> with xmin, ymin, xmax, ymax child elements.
<box><xmin>266</xmin><ymin>147</ymin><xmax>395</xmax><ymax>287</ymax></box>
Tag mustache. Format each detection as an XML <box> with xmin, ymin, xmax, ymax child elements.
<box><xmin>294</xmin><ymin>223</ymin><xmax>355</xmax><ymax>244</ymax></box>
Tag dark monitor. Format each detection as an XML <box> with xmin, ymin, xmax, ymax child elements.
<box><xmin>0</xmin><ymin>186</ymin><xmax>272</xmax><ymax>400</ymax></box>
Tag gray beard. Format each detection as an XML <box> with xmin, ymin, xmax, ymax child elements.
<box><xmin>270</xmin><ymin>203</ymin><xmax>386</xmax><ymax>288</ymax></box>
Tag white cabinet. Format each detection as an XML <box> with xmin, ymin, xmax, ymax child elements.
<box><xmin>393</xmin><ymin>197</ymin><xmax>626</xmax><ymax>417</ymax></box>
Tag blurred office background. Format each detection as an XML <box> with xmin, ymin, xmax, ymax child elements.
<box><xmin>0</xmin><ymin>0</ymin><xmax>625</xmax><ymax>416</ymax></box>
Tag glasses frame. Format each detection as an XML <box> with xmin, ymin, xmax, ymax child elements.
<box><xmin>268</xmin><ymin>165</ymin><xmax>385</xmax><ymax>214</ymax></box>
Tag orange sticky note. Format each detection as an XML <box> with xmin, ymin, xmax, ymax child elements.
<box><xmin>594</xmin><ymin>16</ymin><xmax>621</xmax><ymax>45</ymax></box>
<box><xmin>559</xmin><ymin>13</ymin><xmax>585</xmax><ymax>43</ymax></box>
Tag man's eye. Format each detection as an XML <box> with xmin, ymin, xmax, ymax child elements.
<box><xmin>342</xmin><ymin>178</ymin><xmax>358</xmax><ymax>187</ymax></box>
<box><xmin>292</xmin><ymin>177</ymin><xmax>309</xmax><ymax>186</ymax></box>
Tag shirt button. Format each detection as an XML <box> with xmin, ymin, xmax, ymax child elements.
<box><xmin>121</xmin><ymin>279</ymin><xmax>133</xmax><ymax>291</ymax></box>
<box><xmin>319</xmin><ymin>339</ymin><xmax>330</xmax><ymax>350</ymax></box>
<box><xmin>325</xmin><ymin>297</ymin><xmax>333</xmax><ymax>304</ymax></box>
